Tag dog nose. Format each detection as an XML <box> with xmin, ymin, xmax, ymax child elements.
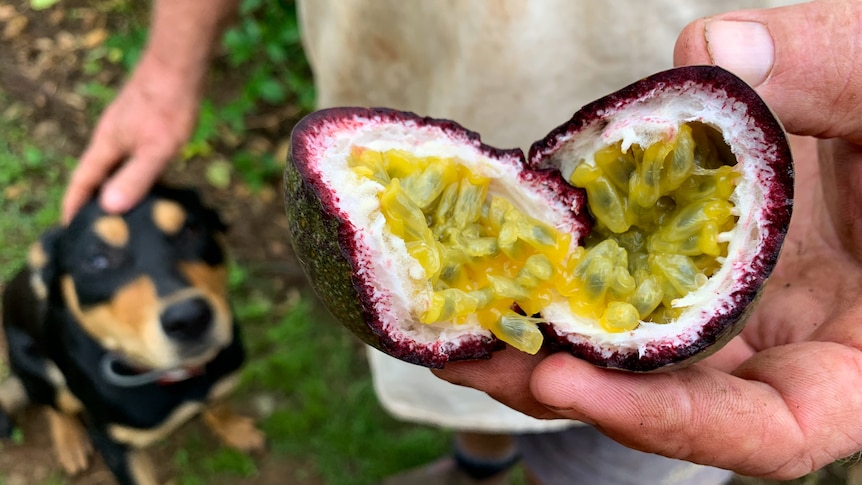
<box><xmin>160</xmin><ymin>297</ymin><xmax>213</xmax><ymax>341</ymax></box>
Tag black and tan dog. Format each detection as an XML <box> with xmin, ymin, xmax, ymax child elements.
<box><xmin>0</xmin><ymin>185</ymin><xmax>264</xmax><ymax>485</ymax></box>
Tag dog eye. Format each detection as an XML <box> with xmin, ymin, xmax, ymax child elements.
<box><xmin>83</xmin><ymin>253</ymin><xmax>111</xmax><ymax>273</ymax></box>
<box><xmin>81</xmin><ymin>247</ymin><xmax>125</xmax><ymax>273</ymax></box>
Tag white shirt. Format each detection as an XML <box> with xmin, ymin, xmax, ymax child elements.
<box><xmin>297</xmin><ymin>0</ymin><xmax>798</xmax><ymax>432</ymax></box>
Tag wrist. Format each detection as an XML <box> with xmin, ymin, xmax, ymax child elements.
<box><xmin>137</xmin><ymin>0</ymin><xmax>240</xmax><ymax>87</ymax></box>
<box><xmin>126</xmin><ymin>52</ymin><xmax>206</xmax><ymax>108</ymax></box>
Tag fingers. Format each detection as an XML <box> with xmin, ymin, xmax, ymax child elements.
<box><xmin>62</xmin><ymin>50</ymin><xmax>204</xmax><ymax>224</ymax></box>
<box><xmin>63</xmin><ymin>139</ymin><xmax>175</xmax><ymax>224</ymax></box>
<box><xmin>99</xmin><ymin>143</ymin><xmax>175</xmax><ymax>214</ymax></box>
<box><xmin>698</xmin><ymin>335</ymin><xmax>755</xmax><ymax>373</ymax></box>
<box><xmin>62</xmin><ymin>128</ymin><xmax>124</xmax><ymax>224</ymax></box>
<box><xmin>437</xmin><ymin>337</ymin><xmax>862</xmax><ymax>478</ymax></box>
<box><xmin>434</xmin><ymin>347</ymin><xmax>560</xmax><ymax>420</ymax></box>
<box><xmin>528</xmin><ymin>341</ymin><xmax>862</xmax><ymax>480</ymax></box>
<box><xmin>673</xmin><ymin>1</ymin><xmax>862</xmax><ymax>143</ymax></box>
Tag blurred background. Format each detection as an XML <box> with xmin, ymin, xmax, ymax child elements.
<box><xmin>0</xmin><ymin>1</ymin><xmax>857</xmax><ymax>483</ymax></box>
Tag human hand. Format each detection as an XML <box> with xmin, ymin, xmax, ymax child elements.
<box><xmin>61</xmin><ymin>54</ymin><xmax>203</xmax><ymax>223</ymax></box>
<box><xmin>62</xmin><ymin>0</ymin><xmax>239</xmax><ymax>223</ymax></box>
<box><xmin>435</xmin><ymin>0</ymin><xmax>862</xmax><ymax>479</ymax></box>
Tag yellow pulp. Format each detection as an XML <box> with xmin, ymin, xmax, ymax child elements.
<box><xmin>348</xmin><ymin>124</ymin><xmax>737</xmax><ymax>354</ymax></box>
<box><xmin>569</xmin><ymin>122</ymin><xmax>739</xmax><ymax>328</ymax></box>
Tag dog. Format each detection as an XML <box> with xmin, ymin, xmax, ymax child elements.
<box><xmin>0</xmin><ymin>185</ymin><xmax>265</xmax><ymax>485</ymax></box>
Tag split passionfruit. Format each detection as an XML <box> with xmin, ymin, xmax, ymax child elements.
<box><xmin>284</xmin><ymin>66</ymin><xmax>793</xmax><ymax>371</ymax></box>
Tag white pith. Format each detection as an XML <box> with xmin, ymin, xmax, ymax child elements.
<box><xmin>310</xmin><ymin>118</ymin><xmax>584</xmax><ymax>347</ymax></box>
<box><xmin>308</xmin><ymin>87</ymin><xmax>779</xmax><ymax>358</ymax></box>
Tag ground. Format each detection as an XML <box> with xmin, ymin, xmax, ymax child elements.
<box><xmin>0</xmin><ymin>1</ymin><xmax>384</xmax><ymax>485</ymax></box>
<box><xmin>0</xmin><ymin>1</ymin><xmax>860</xmax><ymax>485</ymax></box>
<box><xmin>0</xmin><ymin>2</ymin><xmax>326</xmax><ymax>484</ymax></box>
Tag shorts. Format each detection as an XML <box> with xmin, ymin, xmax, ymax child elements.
<box><xmin>515</xmin><ymin>425</ymin><xmax>734</xmax><ymax>485</ymax></box>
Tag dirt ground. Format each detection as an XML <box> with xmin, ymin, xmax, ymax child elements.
<box><xmin>0</xmin><ymin>2</ymin><xmax>321</xmax><ymax>484</ymax></box>
<box><xmin>1</xmin><ymin>1</ymin><xmax>862</xmax><ymax>485</ymax></box>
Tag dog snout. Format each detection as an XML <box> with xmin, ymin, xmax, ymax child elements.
<box><xmin>160</xmin><ymin>297</ymin><xmax>213</xmax><ymax>341</ymax></box>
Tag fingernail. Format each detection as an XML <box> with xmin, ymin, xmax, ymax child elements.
<box><xmin>100</xmin><ymin>189</ymin><xmax>129</xmax><ymax>214</ymax></box>
<box><xmin>705</xmin><ymin>19</ymin><xmax>774</xmax><ymax>87</ymax></box>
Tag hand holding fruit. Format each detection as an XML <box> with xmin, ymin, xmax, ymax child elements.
<box><xmin>436</xmin><ymin>1</ymin><xmax>862</xmax><ymax>479</ymax></box>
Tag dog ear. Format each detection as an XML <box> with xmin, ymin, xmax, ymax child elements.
<box><xmin>182</xmin><ymin>187</ymin><xmax>228</xmax><ymax>233</ymax></box>
<box><xmin>27</xmin><ymin>227</ymin><xmax>63</xmax><ymax>300</ymax></box>
<box><xmin>180</xmin><ymin>188</ymin><xmax>229</xmax><ymax>234</ymax></box>
<box><xmin>152</xmin><ymin>183</ymin><xmax>228</xmax><ymax>233</ymax></box>
<box><xmin>203</xmin><ymin>205</ymin><xmax>228</xmax><ymax>234</ymax></box>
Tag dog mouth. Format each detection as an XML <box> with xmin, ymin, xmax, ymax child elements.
<box><xmin>101</xmin><ymin>352</ymin><xmax>208</xmax><ymax>387</ymax></box>
<box><xmin>103</xmin><ymin>312</ymin><xmax>231</xmax><ymax>387</ymax></box>
<box><xmin>100</xmin><ymin>335</ymin><xmax>229</xmax><ymax>387</ymax></box>
<box><xmin>175</xmin><ymin>339</ymin><xmax>223</xmax><ymax>365</ymax></box>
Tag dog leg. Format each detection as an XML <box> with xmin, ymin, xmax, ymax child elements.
<box><xmin>202</xmin><ymin>402</ymin><xmax>265</xmax><ymax>452</ymax></box>
<box><xmin>0</xmin><ymin>376</ymin><xmax>28</xmax><ymax>414</ymax></box>
<box><xmin>127</xmin><ymin>449</ymin><xmax>160</xmax><ymax>485</ymax></box>
<box><xmin>0</xmin><ymin>376</ymin><xmax>28</xmax><ymax>437</ymax></box>
<box><xmin>46</xmin><ymin>407</ymin><xmax>92</xmax><ymax>475</ymax></box>
<box><xmin>88</xmin><ymin>430</ymin><xmax>160</xmax><ymax>485</ymax></box>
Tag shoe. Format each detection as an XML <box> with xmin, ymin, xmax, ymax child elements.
<box><xmin>380</xmin><ymin>454</ymin><xmax>518</xmax><ymax>485</ymax></box>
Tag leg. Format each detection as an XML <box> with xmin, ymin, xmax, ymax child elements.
<box><xmin>452</xmin><ymin>432</ymin><xmax>520</xmax><ymax>482</ymax></box>
<box><xmin>0</xmin><ymin>375</ymin><xmax>28</xmax><ymax>417</ymax></box>
<box><xmin>0</xmin><ymin>407</ymin><xmax>13</xmax><ymax>438</ymax></box>
<box><xmin>515</xmin><ymin>425</ymin><xmax>734</xmax><ymax>485</ymax></box>
<box><xmin>45</xmin><ymin>407</ymin><xmax>92</xmax><ymax>476</ymax></box>
<box><xmin>0</xmin><ymin>377</ymin><xmax>26</xmax><ymax>438</ymax></box>
<box><xmin>201</xmin><ymin>401</ymin><xmax>265</xmax><ymax>452</ymax></box>
<box><xmin>88</xmin><ymin>429</ymin><xmax>160</xmax><ymax>485</ymax></box>
<box><xmin>382</xmin><ymin>431</ymin><xmax>520</xmax><ymax>485</ymax></box>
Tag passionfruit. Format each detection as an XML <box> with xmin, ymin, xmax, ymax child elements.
<box><xmin>284</xmin><ymin>66</ymin><xmax>793</xmax><ymax>371</ymax></box>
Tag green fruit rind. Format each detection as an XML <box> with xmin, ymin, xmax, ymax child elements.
<box><xmin>283</xmin><ymin>158</ymin><xmax>375</xmax><ymax>344</ymax></box>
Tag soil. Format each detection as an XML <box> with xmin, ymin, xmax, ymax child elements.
<box><xmin>0</xmin><ymin>2</ymin><xmax>322</xmax><ymax>484</ymax></box>
<box><xmin>0</xmin><ymin>2</ymin><xmax>861</xmax><ymax>485</ymax></box>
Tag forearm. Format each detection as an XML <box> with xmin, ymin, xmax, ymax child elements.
<box><xmin>139</xmin><ymin>0</ymin><xmax>241</xmax><ymax>84</ymax></box>
<box><xmin>64</xmin><ymin>0</ymin><xmax>241</xmax><ymax>220</ymax></box>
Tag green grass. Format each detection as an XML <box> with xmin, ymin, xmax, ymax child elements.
<box><xmin>173</xmin><ymin>438</ymin><xmax>259</xmax><ymax>484</ymax></box>
<box><xmin>162</xmin><ymin>269</ymin><xmax>452</xmax><ymax>485</ymax></box>
<box><xmin>0</xmin><ymin>93</ymin><xmax>74</xmax><ymax>280</ymax></box>
<box><xmin>240</xmin><ymin>301</ymin><xmax>450</xmax><ymax>483</ymax></box>
<box><xmin>0</xmin><ymin>115</ymin><xmax>451</xmax><ymax>484</ymax></box>
<box><xmin>0</xmin><ymin>1</ymin><xmax>451</xmax><ymax>483</ymax></box>
<box><xmin>0</xmin><ymin>141</ymin><xmax>451</xmax><ymax>485</ymax></box>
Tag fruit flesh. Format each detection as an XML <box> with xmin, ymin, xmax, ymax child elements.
<box><xmin>569</xmin><ymin>122</ymin><xmax>738</xmax><ymax>328</ymax></box>
<box><xmin>347</xmin><ymin>122</ymin><xmax>737</xmax><ymax>354</ymax></box>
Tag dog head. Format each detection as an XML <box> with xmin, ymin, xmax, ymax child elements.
<box><xmin>33</xmin><ymin>185</ymin><xmax>233</xmax><ymax>371</ymax></box>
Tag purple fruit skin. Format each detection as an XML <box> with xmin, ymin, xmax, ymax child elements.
<box><xmin>286</xmin><ymin>107</ymin><xmax>587</xmax><ymax>368</ymax></box>
<box><xmin>285</xmin><ymin>66</ymin><xmax>793</xmax><ymax>372</ymax></box>
<box><xmin>531</xmin><ymin>65</ymin><xmax>793</xmax><ymax>372</ymax></box>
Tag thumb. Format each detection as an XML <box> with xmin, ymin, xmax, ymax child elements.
<box><xmin>674</xmin><ymin>1</ymin><xmax>862</xmax><ymax>143</ymax></box>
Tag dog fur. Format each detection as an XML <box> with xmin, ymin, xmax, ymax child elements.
<box><xmin>0</xmin><ymin>185</ymin><xmax>264</xmax><ymax>485</ymax></box>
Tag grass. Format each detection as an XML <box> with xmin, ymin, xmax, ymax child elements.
<box><xmin>0</xmin><ymin>113</ymin><xmax>452</xmax><ymax>485</ymax></box>
<box><xmin>0</xmin><ymin>92</ymin><xmax>74</xmax><ymax>281</ymax></box>
<box><xmin>0</xmin><ymin>98</ymin><xmax>451</xmax><ymax>485</ymax></box>
<box><xmin>5</xmin><ymin>1</ymin><xmax>861</xmax><ymax>484</ymax></box>
<box><xmin>0</xmin><ymin>1</ymin><xmax>452</xmax><ymax>483</ymax></box>
<box><xmin>167</xmin><ymin>270</ymin><xmax>453</xmax><ymax>485</ymax></box>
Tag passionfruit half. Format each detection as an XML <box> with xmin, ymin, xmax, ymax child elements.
<box><xmin>284</xmin><ymin>66</ymin><xmax>793</xmax><ymax>371</ymax></box>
